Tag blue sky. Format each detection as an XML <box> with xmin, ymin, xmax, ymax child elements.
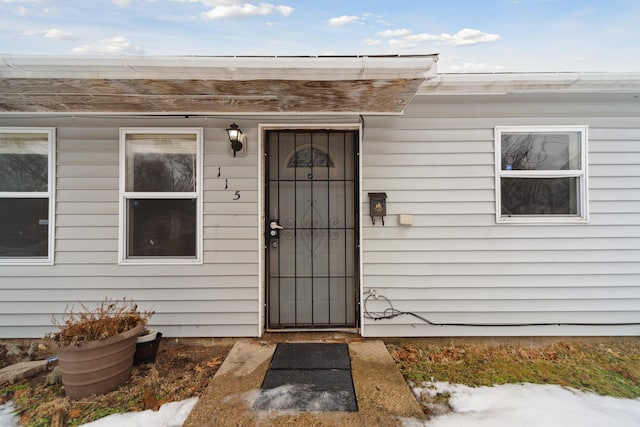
<box><xmin>1</xmin><ymin>0</ymin><xmax>639</xmax><ymax>73</ymax></box>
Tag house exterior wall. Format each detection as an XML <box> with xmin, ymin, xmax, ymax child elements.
<box><xmin>360</xmin><ymin>93</ymin><xmax>640</xmax><ymax>336</ymax></box>
<box><xmin>0</xmin><ymin>116</ymin><xmax>262</xmax><ymax>338</ymax></box>
<box><xmin>1</xmin><ymin>90</ymin><xmax>639</xmax><ymax>338</ymax></box>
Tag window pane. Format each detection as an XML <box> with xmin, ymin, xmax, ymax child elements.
<box><xmin>286</xmin><ymin>145</ymin><xmax>335</xmax><ymax>168</ymax></box>
<box><xmin>0</xmin><ymin>198</ymin><xmax>48</xmax><ymax>257</ymax></box>
<box><xmin>0</xmin><ymin>134</ymin><xmax>48</xmax><ymax>192</ymax></box>
<box><xmin>501</xmin><ymin>132</ymin><xmax>581</xmax><ymax>171</ymax></box>
<box><xmin>501</xmin><ymin>177</ymin><xmax>579</xmax><ymax>215</ymax></box>
<box><xmin>127</xmin><ymin>199</ymin><xmax>196</xmax><ymax>257</ymax></box>
<box><xmin>126</xmin><ymin>134</ymin><xmax>196</xmax><ymax>192</ymax></box>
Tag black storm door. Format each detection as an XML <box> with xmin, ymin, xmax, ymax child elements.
<box><xmin>265</xmin><ymin>130</ymin><xmax>359</xmax><ymax>328</ymax></box>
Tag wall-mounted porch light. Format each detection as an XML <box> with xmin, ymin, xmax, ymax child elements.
<box><xmin>226</xmin><ymin>123</ymin><xmax>246</xmax><ymax>157</ymax></box>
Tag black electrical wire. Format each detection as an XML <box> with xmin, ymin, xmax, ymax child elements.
<box><xmin>363</xmin><ymin>293</ymin><xmax>640</xmax><ymax>327</ymax></box>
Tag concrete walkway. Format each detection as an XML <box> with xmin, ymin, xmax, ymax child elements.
<box><xmin>184</xmin><ymin>338</ymin><xmax>425</xmax><ymax>426</ymax></box>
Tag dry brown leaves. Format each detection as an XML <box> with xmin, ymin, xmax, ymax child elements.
<box><xmin>49</xmin><ymin>298</ymin><xmax>154</xmax><ymax>346</ymax></box>
<box><xmin>6</xmin><ymin>341</ymin><xmax>230</xmax><ymax>426</ymax></box>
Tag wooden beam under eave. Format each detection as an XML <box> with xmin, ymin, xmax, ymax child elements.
<box><xmin>0</xmin><ymin>78</ymin><xmax>424</xmax><ymax>113</ymax></box>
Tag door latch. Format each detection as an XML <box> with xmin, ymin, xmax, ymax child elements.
<box><xmin>268</xmin><ymin>220</ymin><xmax>284</xmax><ymax>248</ymax></box>
<box><xmin>269</xmin><ymin>220</ymin><xmax>284</xmax><ymax>237</ymax></box>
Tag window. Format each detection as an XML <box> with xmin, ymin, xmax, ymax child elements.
<box><xmin>286</xmin><ymin>145</ymin><xmax>335</xmax><ymax>168</ymax></box>
<box><xmin>495</xmin><ymin>126</ymin><xmax>588</xmax><ymax>223</ymax></box>
<box><xmin>0</xmin><ymin>128</ymin><xmax>55</xmax><ymax>264</ymax></box>
<box><xmin>119</xmin><ymin>129</ymin><xmax>202</xmax><ymax>264</ymax></box>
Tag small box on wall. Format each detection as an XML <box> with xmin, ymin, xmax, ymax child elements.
<box><xmin>368</xmin><ymin>192</ymin><xmax>387</xmax><ymax>225</ymax></box>
<box><xmin>398</xmin><ymin>214</ymin><xmax>413</xmax><ymax>226</ymax></box>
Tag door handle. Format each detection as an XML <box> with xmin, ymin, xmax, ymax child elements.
<box><xmin>268</xmin><ymin>220</ymin><xmax>284</xmax><ymax>241</ymax></box>
<box><xmin>270</xmin><ymin>221</ymin><xmax>284</xmax><ymax>230</ymax></box>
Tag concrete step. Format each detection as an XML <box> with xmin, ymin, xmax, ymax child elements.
<box><xmin>184</xmin><ymin>339</ymin><xmax>425</xmax><ymax>426</ymax></box>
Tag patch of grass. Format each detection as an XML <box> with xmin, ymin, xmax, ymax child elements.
<box><xmin>388</xmin><ymin>340</ymin><xmax>640</xmax><ymax>399</ymax></box>
<box><xmin>1</xmin><ymin>383</ymin><xmax>30</xmax><ymax>394</ymax></box>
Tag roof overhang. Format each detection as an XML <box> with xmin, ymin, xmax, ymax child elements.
<box><xmin>0</xmin><ymin>55</ymin><xmax>438</xmax><ymax>114</ymax></box>
<box><xmin>416</xmin><ymin>72</ymin><xmax>640</xmax><ymax>95</ymax></box>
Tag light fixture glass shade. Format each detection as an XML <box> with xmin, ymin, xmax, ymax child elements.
<box><xmin>226</xmin><ymin>123</ymin><xmax>242</xmax><ymax>142</ymax></box>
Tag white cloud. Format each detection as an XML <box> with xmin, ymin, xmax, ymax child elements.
<box><xmin>441</xmin><ymin>28</ymin><xmax>501</xmax><ymax>46</ymax></box>
<box><xmin>276</xmin><ymin>5</ymin><xmax>293</xmax><ymax>15</ymax></box>
<box><xmin>201</xmin><ymin>2</ymin><xmax>293</xmax><ymax>19</ymax></box>
<box><xmin>2</xmin><ymin>0</ymin><xmax>44</xmax><ymax>12</ymax></box>
<box><xmin>405</xmin><ymin>33</ymin><xmax>441</xmax><ymax>42</ymax></box>
<box><xmin>23</xmin><ymin>28</ymin><xmax>77</xmax><ymax>40</ymax></box>
<box><xmin>395</xmin><ymin>27</ymin><xmax>500</xmax><ymax>46</ymax></box>
<box><xmin>43</xmin><ymin>28</ymin><xmax>76</xmax><ymax>40</ymax></box>
<box><xmin>388</xmin><ymin>38</ymin><xmax>417</xmax><ymax>49</ymax></box>
<box><xmin>405</xmin><ymin>28</ymin><xmax>501</xmax><ymax>46</ymax></box>
<box><xmin>377</xmin><ymin>28</ymin><xmax>411</xmax><ymax>37</ymax></box>
<box><xmin>71</xmin><ymin>36</ymin><xmax>144</xmax><ymax>55</ymax></box>
<box><xmin>363</xmin><ymin>38</ymin><xmax>382</xmax><ymax>46</ymax></box>
<box><xmin>367</xmin><ymin>26</ymin><xmax>501</xmax><ymax>51</ymax></box>
<box><xmin>327</xmin><ymin>15</ymin><xmax>359</xmax><ymax>27</ymax></box>
<box><xmin>112</xmin><ymin>0</ymin><xmax>131</xmax><ymax>6</ymax></box>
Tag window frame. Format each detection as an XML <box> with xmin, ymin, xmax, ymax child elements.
<box><xmin>494</xmin><ymin>125</ymin><xmax>589</xmax><ymax>224</ymax></box>
<box><xmin>0</xmin><ymin>127</ymin><xmax>56</xmax><ymax>265</ymax></box>
<box><xmin>118</xmin><ymin>128</ymin><xmax>203</xmax><ymax>265</ymax></box>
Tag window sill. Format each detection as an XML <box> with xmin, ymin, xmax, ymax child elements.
<box><xmin>118</xmin><ymin>258</ymin><xmax>202</xmax><ymax>266</ymax></box>
<box><xmin>497</xmin><ymin>216</ymin><xmax>589</xmax><ymax>225</ymax></box>
<box><xmin>0</xmin><ymin>259</ymin><xmax>53</xmax><ymax>265</ymax></box>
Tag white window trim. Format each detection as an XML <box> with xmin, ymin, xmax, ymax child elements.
<box><xmin>118</xmin><ymin>128</ymin><xmax>203</xmax><ymax>265</ymax></box>
<box><xmin>0</xmin><ymin>127</ymin><xmax>56</xmax><ymax>265</ymax></box>
<box><xmin>494</xmin><ymin>125</ymin><xmax>589</xmax><ymax>224</ymax></box>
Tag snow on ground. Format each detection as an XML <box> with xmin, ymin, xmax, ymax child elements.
<box><xmin>251</xmin><ymin>383</ymin><xmax>356</xmax><ymax>411</ymax></box>
<box><xmin>78</xmin><ymin>397</ymin><xmax>198</xmax><ymax>427</ymax></box>
<box><xmin>404</xmin><ymin>382</ymin><xmax>640</xmax><ymax>427</ymax></box>
<box><xmin>0</xmin><ymin>397</ymin><xmax>197</xmax><ymax>427</ymax></box>
<box><xmin>1</xmin><ymin>383</ymin><xmax>639</xmax><ymax>426</ymax></box>
<box><xmin>0</xmin><ymin>402</ymin><xmax>19</xmax><ymax>427</ymax></box>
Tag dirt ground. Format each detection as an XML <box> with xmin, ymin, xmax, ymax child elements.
<box><xmin>3</xmin><ymin>336</ymin><xmax>639</xmax><ymax>426</ymax></box>
<box><xmin>3</xmin><ymin>337</ymin><xmax>425</xmax><ymax>427</ymax></box>
<box><xmin>1</xmin><ymin>338</ymin><xmax>233</xmax><ymax>426</ymax></box>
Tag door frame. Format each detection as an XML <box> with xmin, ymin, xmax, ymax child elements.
<box><xmin>258</xmin><ymin>123</ymin><xmax>363</xmax><ymax>334</ymax></box>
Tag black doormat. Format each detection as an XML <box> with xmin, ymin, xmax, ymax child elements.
<box><xmin>253</xmin><ymin>343</ymin><xmax>358</xmax><ymax>412</ymax></box>
<box><xmin>270</xmin><ymin>343</ymin><xmax>351</xmax><ymax>370</ymax></box>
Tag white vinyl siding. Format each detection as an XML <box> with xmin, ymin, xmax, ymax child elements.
<box><xmin>1</xmin><ymin>90</ymin><xmax>639</xmax><ymax>339</ymax></box>
<box><xmin>0</xmin><ymin>128</ymin><xmax>56</xmax><ymax>265</ymax></box>
<box><xmin>0</xmin><ymin>118</ymin><xmax>259</xmax><ymax>338</ymax></box>
<box><xmin>360</xmin><ymin>95</ymin><xmax>640</xmax><ymax>337</ymax></box>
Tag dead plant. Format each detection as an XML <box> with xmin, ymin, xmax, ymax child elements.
<box><xmin>48</xmin><ymin>298</ymin><xmax>154</xmax><ymax>346</ymax></box>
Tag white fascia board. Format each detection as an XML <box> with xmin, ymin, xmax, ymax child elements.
<box><xmin>0</xmin><ymin>55</ymin><xmax>438</xmax><ymax>81</ymax></box>
<box><xmin>417</xmin><ymin>72</ymin><xmax>640</xmax><ymax>95</ymax></box>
